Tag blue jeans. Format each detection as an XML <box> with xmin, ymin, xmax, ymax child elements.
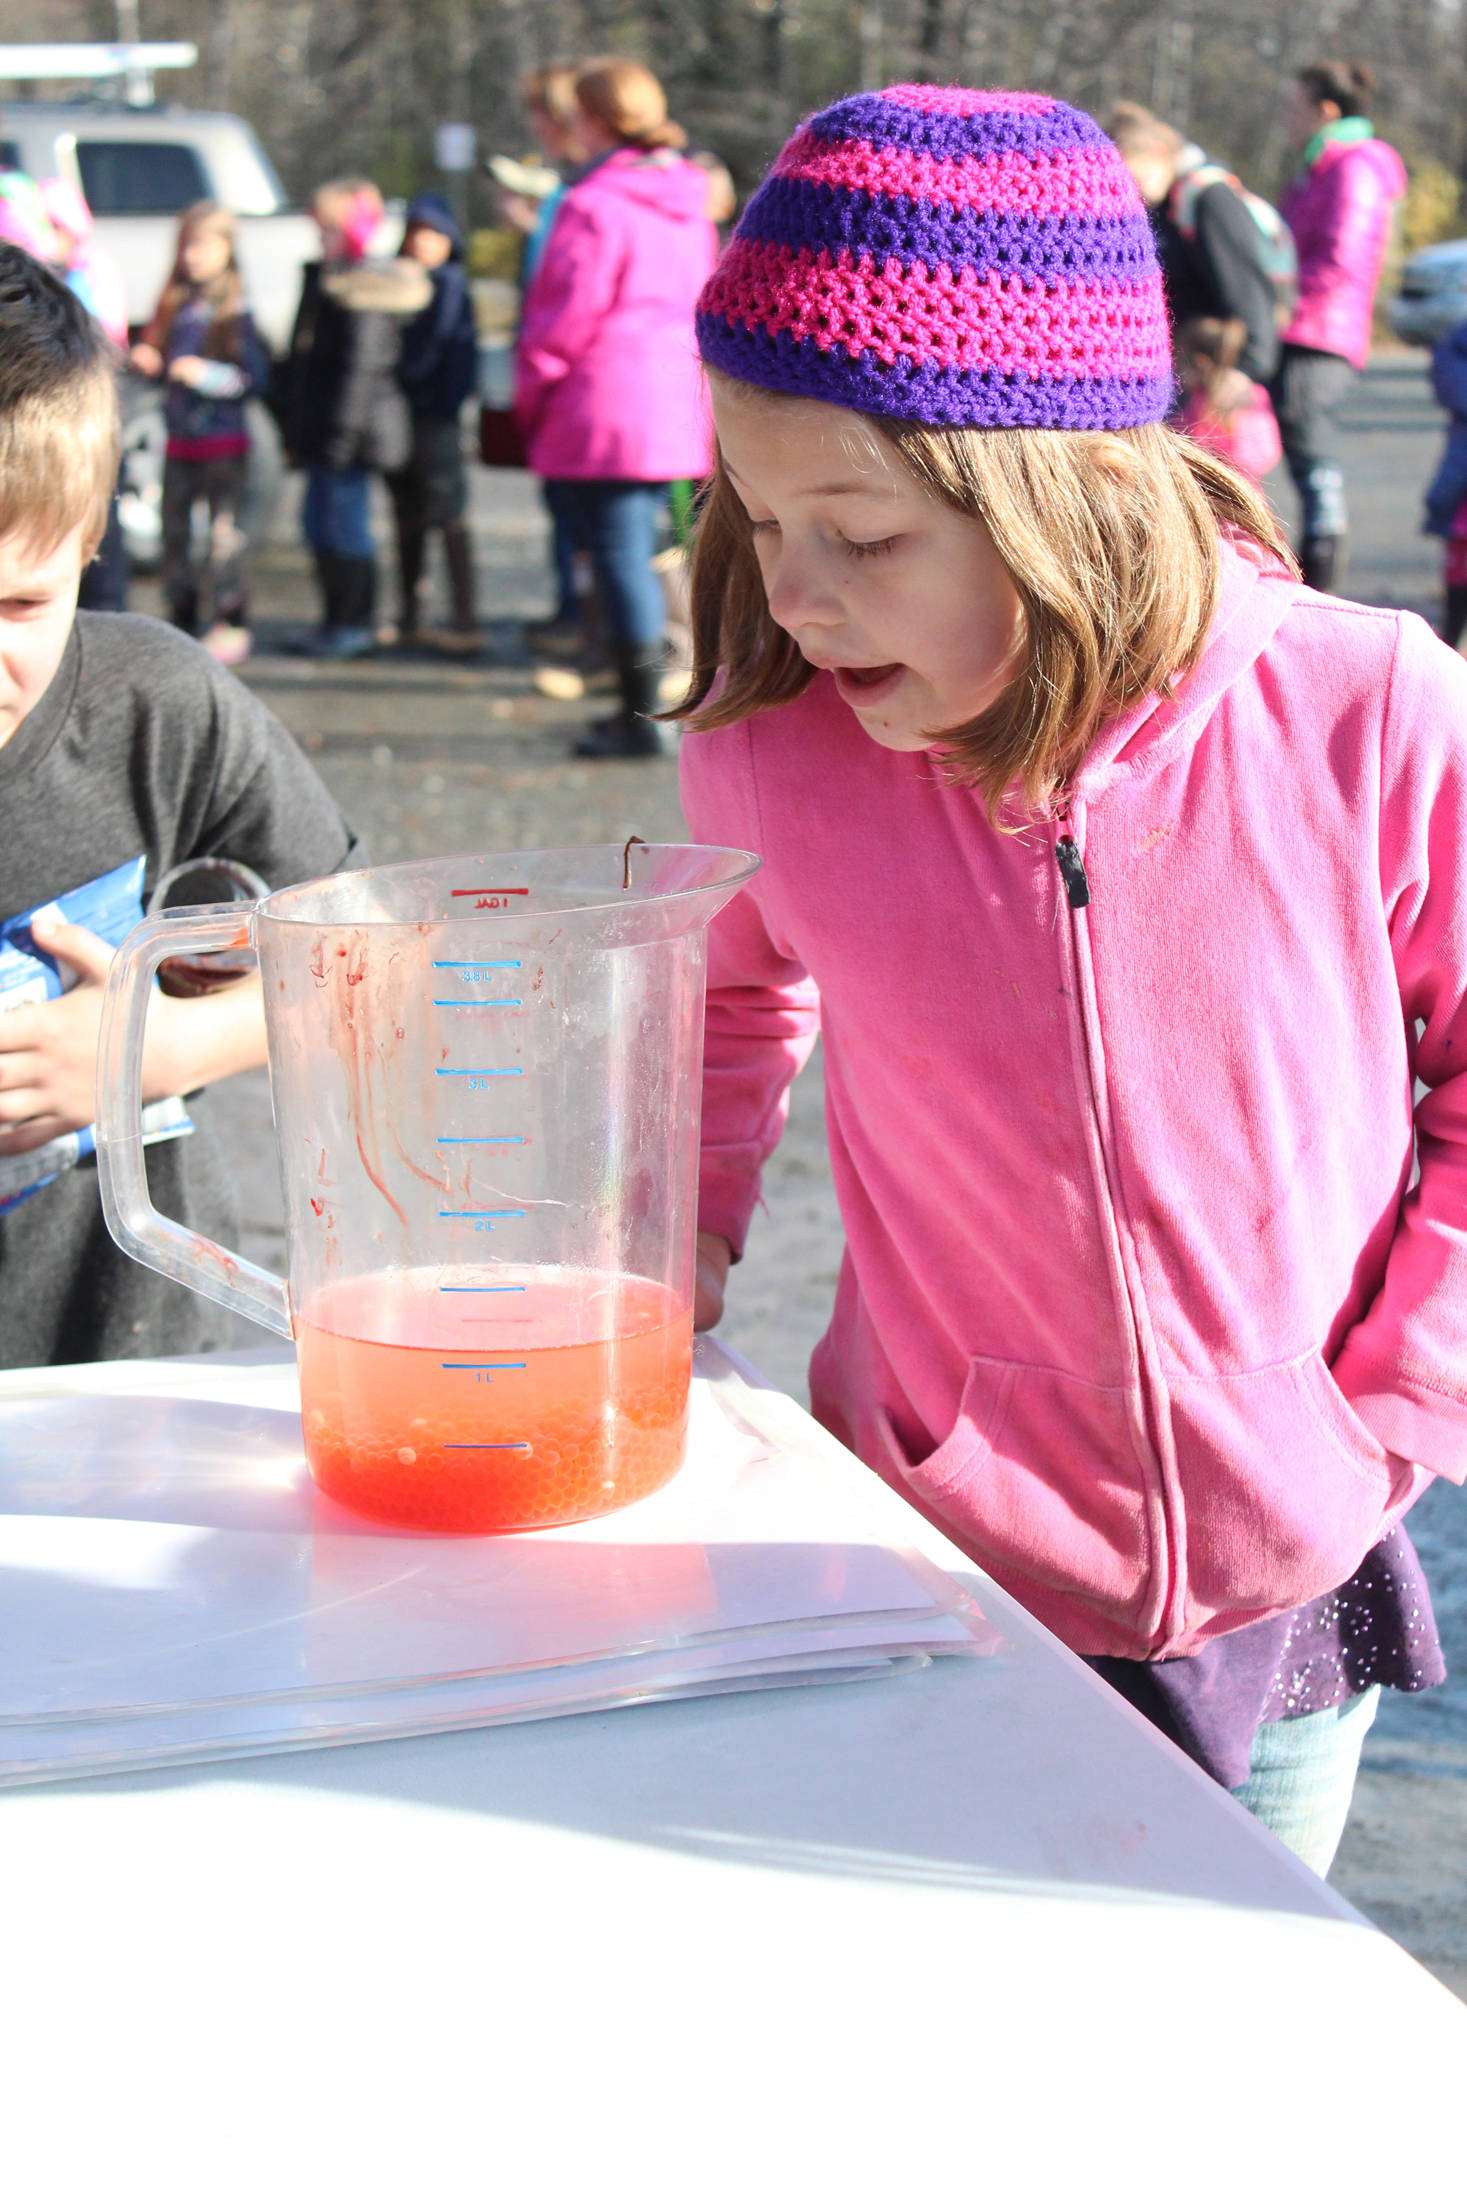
<box><xmin>1232</xmin><ymin>1686</ymin><xmax>1380</xmax><ymax>1876</ymax></box>
<box><xmin>547</xmin><ymin>480</ymin><xmax>668</xmax><ymax>651</ymax></box>
<box><xmin>302</xmin><ymin>467</ymin><xmax>374</xmax><ymax>559</ymax></box>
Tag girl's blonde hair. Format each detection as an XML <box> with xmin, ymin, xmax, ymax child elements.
<box><xmin>141</xmin><ymin>200</ymin><xmax>247</xmax><ymax>361</ymax></box>
<box><xmin>575</xmin><ymin>59</ymin><xmax>687</xmax><ymax>152</ymax></box>
<box><xmin>680</xmin><ymin>392</ymin><xmax>1295</xmax><ymax>819</ymax></box>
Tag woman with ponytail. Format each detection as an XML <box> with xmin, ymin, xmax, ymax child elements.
<box><xmin>515</xmin><ymin>59</ymin><xmax>717</xmax><ymax>756</ymax></box>
<box><xmin>1272</xmin><ymin>61</ymin><xmax>1406</xmax><ymax>593</ymax></box>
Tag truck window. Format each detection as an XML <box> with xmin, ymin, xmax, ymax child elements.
<box><xmin>76</xmin><ymin>141</ymin><xmax>208</xmax><ymax>215</ymax></box>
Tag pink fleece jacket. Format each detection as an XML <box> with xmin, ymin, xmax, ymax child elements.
<box><xmin>680</xmin><ymin>544</ymin><xmax>1467</xmax><ymax>1662</ymax></box>
<box><xmin>515</xmin><ymin>149</ymin><xmax>716</xmax><ymax>481</ymax></box>
<box><xmin>1280</xmin><ymin>136</ymin><xmax>1407</xmax><ymax>372</ymax></box>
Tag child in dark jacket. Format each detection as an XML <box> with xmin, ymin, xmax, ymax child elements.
<box><xmin>281</xmin><ymin>179</ymin><xmax>431</xmax><ymax>659</ymax></box>
<box><xmin>1424</xmin><ymin>318</ymin><xmax>1467</xmax><ymax>649</ymax></box>
<box><xmin>385</xmin><ymin>192</ymin><xmax>480</xmax><ymax>650</ymax></box>
<box><xmin>132</xmin><ymin>201</ymin><xmax>269</xmax><ymax>664</ymax></box>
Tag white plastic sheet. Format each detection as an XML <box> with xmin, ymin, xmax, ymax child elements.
<box><xmin>0</xmin><ymin>1341</ymin><xmax>997</xmax><ymax>1785</ymax></box>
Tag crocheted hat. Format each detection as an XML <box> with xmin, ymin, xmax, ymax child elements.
<box><xmin>696</xmin><ymin>85</ymin><xmax>1172</xmax><ymax>431</ymax></box>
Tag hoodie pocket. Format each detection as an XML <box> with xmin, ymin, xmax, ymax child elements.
<box><xmin>872</xmin><ymin>1357</ymin><xmax>1152</xmax><ymax>1631</ymax></box>
<box><xmin>1169</xmin><ymin>1351</ymin><xmax>1407</xmax><ymax>1627</ymax></box>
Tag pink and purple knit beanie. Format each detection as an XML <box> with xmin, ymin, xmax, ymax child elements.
<box><xmin>696</xmin><ymin>85</ymin><xmax>1173</xmax><ymax>431</ymax></box>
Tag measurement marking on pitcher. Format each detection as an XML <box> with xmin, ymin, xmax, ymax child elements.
<box><xmin>433</xmin><ymin>997</ymin><xmax>522</xmax><ymax>1008</ymax></box>
<box><xmin>435</xmin><ymin>1066</ymin><xmax>523</xmax><ymax>1078</ymax></box>
<box><xmin>438</xmin><ymin>1284</ymin><xmax>527</xmax><ymax>1294</ymax></box>
<box><xmin>445</xmin><ymin>1442</ymin><xmax>532</xmax><ymax>1452</ymax></box>
<box><xmin>450</xmin><ymin>888</ymin><xmax>532</xmax><ymax>910</ymax></box>
<box><xmin>439</xmin><ymin>1208</ymin><xmax>526</xmax><ymax>1219</ymax></box>
<box><xmin>433</xmin><ymin>960</ymin><xmax>521</xmax><ymax>970</ymax></box>
<box><xmin>437</xmin><ymin>1136</ymin><xmax>523</xmax><ymax>1146</ymax></box>
<box><xmin>442</xmin><ymin>1362</ymin><xmax>527</xmax><ymax>1371</ymax></box>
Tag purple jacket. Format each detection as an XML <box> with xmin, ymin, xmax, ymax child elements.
<box><xmin>516</xmin><ymin>149</ymin><xmax>716</xmax><ymax>481</ymax></box>
<box><xmin>1280</xmin><ymin>136</ymin><xmax>1407</xmax><ymax>370</ymax></box>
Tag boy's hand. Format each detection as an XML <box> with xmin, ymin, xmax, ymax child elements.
<box><xmin>0</xmin><ymin>917</ymin><xmax>269</xmax><ymax>1155</ymax></box>
<box><xmin>129</xmin><ymin>341</ymin><xmax>163</xmax><ymax>377</ymax></box>
<box><xmin>166</xmin><ymin>355</ymin><xmax>208</xmax><ymax>388</ymax></box>
<box><xmin>694</xmin><ymin>1231</ymin><xmax>733</xmax><ymax>1332</ymax></box>
<box><xmin>0</xmin><ymin>919</ymin><xmax>117</xmax><ymax>1150</ymax></box>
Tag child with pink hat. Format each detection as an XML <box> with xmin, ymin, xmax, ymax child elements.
<box><xmin>682</xmin><ymin>84</ymin><xmax>1465</xmax><ymax>1874</ymax></box>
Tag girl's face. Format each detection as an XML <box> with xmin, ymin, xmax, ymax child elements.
<box><xmin>182</xmin><ymin>224</ymin><xmax>232</xmax><ymax>285</ymax></box>
<box><xmin>712</xmin><ymin>383</ymin><xmax>1023</xmax><ymax>752</ymax></box>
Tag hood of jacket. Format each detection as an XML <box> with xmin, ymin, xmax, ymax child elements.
<box><xmin>570</xmin><ymin>146</ymin><xmax>712</xmax><ymax>225</ymax></box>
<box><xmin>404</xmin><ymin>190</ymin><xmax>465</xmax><ymax>260</ymax></box>
<box><xmin>1066</xmin><ymin>540</ymin><xmax>1296</xmax><ymax>807</ymax></box>
<box><xmin>321</xmin><ymin>256</ymin><xmax>435</xmax><ymax>317</ymax></box>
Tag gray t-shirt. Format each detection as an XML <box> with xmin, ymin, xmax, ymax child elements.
<box><xmin>0</xmin><ymin>612</ymin><xmax>359</xmax><ymax>1367</ymax></box>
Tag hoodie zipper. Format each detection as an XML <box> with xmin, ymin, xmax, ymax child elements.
<box><xmin>1054</xmin><ymin>827</ymin><xmax>1091</xmax><ymax>909</ymax></box>
<box><xmin>1052</xmin><ymin>806</ymin><xmax>1184</xmax><ymax>1649</ymax></box>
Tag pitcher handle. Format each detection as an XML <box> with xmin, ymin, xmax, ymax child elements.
<box><xmin>95</xmin><ymin>905</ymin><xmax>293</xmax><ymax>1340</ymax></box>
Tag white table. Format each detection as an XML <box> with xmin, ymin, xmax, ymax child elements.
<box><xmin>3</xmin><ymin>1346</ymin><xmax>1463</xmax><ymax>2197</ymax></box>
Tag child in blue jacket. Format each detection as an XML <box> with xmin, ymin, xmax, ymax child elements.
<box><xmin>1424</xmin><ymin>318</ymin><xmax>1467</xmax><ymax>647</ymax></box>
<box><xmin>385</xmin><ymin>193</ymin><xmax>480</xmax><ymax>649</ymax></box>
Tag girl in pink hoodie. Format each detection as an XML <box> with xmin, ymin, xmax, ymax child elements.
<box><xmin>681</xmin><ymin>86</ymin><xmax>1463</xmax><ymax>1875</ymax></box>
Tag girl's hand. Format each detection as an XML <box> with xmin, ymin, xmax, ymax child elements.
<box><xmin>694</xmin><ymin>1231</ymin><xmax>733</xmax><ymax>1331</ymax></box>
<box><xmin>167</xmin><ymin>355</ymin><xmax>208</xmax><ymax>388</ymax></box>
<box><xmin>130</xmin><ymin>340</ymin><xmax>163</xmax><ymax>377</ymax></box>
<box><xmin>496</xmin><ymin>189</ymin><xmax>541</xmax><ymax>237</ymax></box>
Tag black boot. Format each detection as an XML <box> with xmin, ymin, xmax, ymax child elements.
<box><xmin>289</xmin><ymin>554</ymin><xmax>377</xmax><ymax>658</ymax></box>
<box><xmin>283</xmin><ymin>553</ymin><xmax>343</xmax><ymax>653</ymax></box>
<box><xmin>443</xmin><ymin>520</ymin><xmax>478</xmax><ymax>634</ymax></box>
<box><xmin>395</xmin><ymin>525</ymin><xmax>426</xmax><ymax>640</ymax></box>
<box><xmin>575</xmin><ymin>644</ymin><xmax>676</xmax><ymax>758</ymax></box>
<box><xmin>1444</xmin><ymin>586</ymin><xmax>1467</xmax><ymax>651</ymax></box>
<box><xmin>167</xmin><ymin>586</ymin><xmax>199</xmax><ymax>636</ymax></box>
<box><xmin>1300</xmin><ymin>536</ymin><xmax>1344</xmax><ymax>593</ymax></box>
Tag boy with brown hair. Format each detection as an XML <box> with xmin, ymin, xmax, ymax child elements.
<box><xmin>0</xmin><ymin>243</ymin><xmax>359</xmax><ymax>1366</ymax></box>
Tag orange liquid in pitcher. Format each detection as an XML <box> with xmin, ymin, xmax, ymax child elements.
<box><xmin>296</xmin><ymin>1268</ymin><xmax>691</xmax><ymax>1533</ymax></box>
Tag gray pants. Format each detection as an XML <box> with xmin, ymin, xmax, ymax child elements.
<box><xmin>162</xmin><ymin>453</ymin><xmax>250</xmax><ymax>632</ymax></box>
<box><xmin>1270</xmin><ymin>344</ymin><xmax>1355</xmax><ymax>542</ymax></box>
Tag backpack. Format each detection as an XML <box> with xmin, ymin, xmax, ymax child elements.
<box><xmin>1170</xmin><ymin>161</ymin><xmax>1298</xmax><ymax>328</ymax></box>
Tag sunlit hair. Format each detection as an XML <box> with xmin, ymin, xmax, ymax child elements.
<box><xmin>140</xmin><ymin>199</ymin><xmax>247</xmax><ymax>362</ymax></box>
<box><xmin>1104</xmin><ymin>101</ymin><xmax>1183</xmax><ymax>163</ymax></box>
<box><xmin>679</xmin><ymin>376</ymin><xmax>1295</xmax><ymax>820</ymax></box>
<box><xmin>575</xmin><ymin>59</ymin><xmax>687</xmax><ymax>151</ymax></box>
<box><xmin>525</xmin><ymin>62</ymin><xmax>582</xmax><ymax>132</ymax></box>
<box><xmin>0</xmin><ymin>242</ymin><xmax>119</xmax><ymax>559</ymax></box>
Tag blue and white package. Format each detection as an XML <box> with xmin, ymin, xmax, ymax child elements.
<box><xmin>0</xmin><ymin>855</ymin><xmax>192</xmax><ymax>1214</ymax></box>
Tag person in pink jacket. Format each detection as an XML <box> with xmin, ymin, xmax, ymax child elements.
<box><xmin>681</xmin><ymin>84</ymin><xmax>1464</xmax><ymax>1877</ymax></box>
<box><xmin>1270</xmin><ymin>62</ymin><xmax>1407</xmax><ymax>592</ymax></box>
<box><xmin>515</xmin><ymin>59</ymin><xmax>716</xmax><ymax>758</ymax></box>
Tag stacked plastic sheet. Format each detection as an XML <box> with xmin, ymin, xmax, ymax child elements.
<box><xmin>0</xmin><ymin>1338</ymin><xmax>998</xmax><ymax>1786</ymax></box>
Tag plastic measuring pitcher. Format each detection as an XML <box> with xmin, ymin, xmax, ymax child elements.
<box><xmin>95</xmin><ymin>844</ymin><xmax>758</xmax><ymax>1533</ymax></box>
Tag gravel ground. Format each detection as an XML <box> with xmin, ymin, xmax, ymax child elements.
<box><xmin>136</xmin><ymin>359</ymin><xmax>1465</xmax><ymax>1994</ymax></box>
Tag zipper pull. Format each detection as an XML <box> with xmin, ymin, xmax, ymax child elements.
<box><xmin>1055</xmin><ymin>834</ymin><xmax>1090</xmax><ymax>909</ymax></box>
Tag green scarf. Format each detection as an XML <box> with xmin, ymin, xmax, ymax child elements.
<box><xmin>1302</xmin><ymin>114</ymin><xmax>1374</xmax><ymax>169</ymax></box>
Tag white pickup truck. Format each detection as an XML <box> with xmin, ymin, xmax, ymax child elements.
<box><xmin>0</xmin><ymin>99</ymin><xmax>318</xmax><ymax>353</ymax></box>
<box><xmin>0</xmin><ymin>72</ymin><xmax>329</xmax><ymax>566</ymax></box>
